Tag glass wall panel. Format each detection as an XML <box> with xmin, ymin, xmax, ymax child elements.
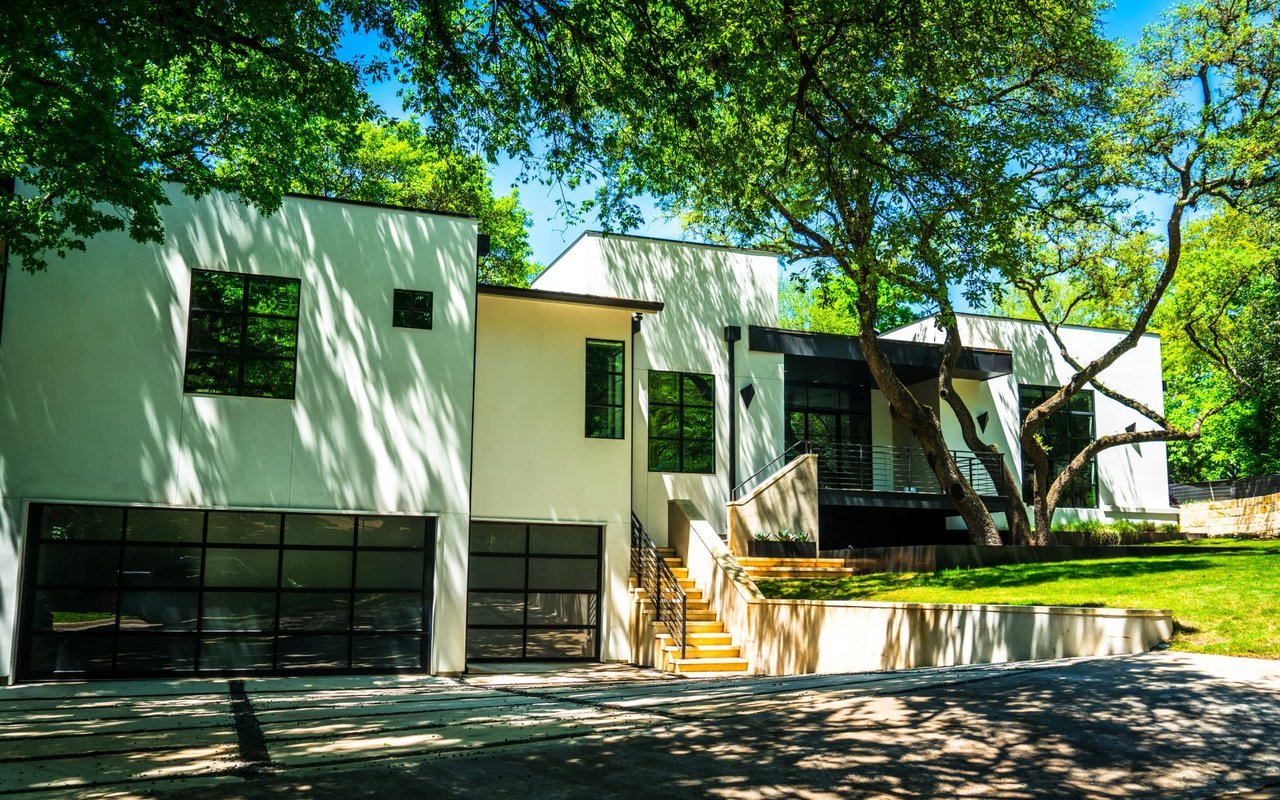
<box><xmin>356</xmin><ymin>551</ymin><xmax>424</xmax><ymax>590</ymax></box>
<box><xmin>469</xmin><ymin>523</ymin><xmax>526</xmax><ymax>554</ymax></box>
<box><xmin>353</xmin><ymin>593</ymin><xmax>423</xmax><ymax>631</ymax></box>
<box><xmin>279</xmin><ymin>593</ymin><xmax>350</xmax><ymax>632</ymax></box>
<box><xmin>467</xmin><ymin>592</ymin><xmax>525</xmax><ymax>625</ymax></box>
<box><xmin>28</xmin><ymin>635</ymin><xmax>115</xmax><ymax>673</ymax></box>
<box><xmin>126</xmin><ymin>509</ymin><xmax>203</xmax><ymax>542</ymax></box>
<box><xmin>40</xmin><ymin>506</ymin><xmax>124</xmax><ymax>541</ymax></box>
<box><xmin>467</xmin><ymin>556</ymin><xmax>525</xmax><ymax>590</ymax></box>
<box><xmin>278</xmin><ymin>636</ymin><xmax>349</xmax><ymax>669</ymax></box>
<box><xmin>122</xmin><ymin>546</ymin><xmax>202</xmax><ymax>587</ymax></box>
<box><xmin>466</xmin><ymin>628</ymin><xmax>524</xmax><ymax>659</ymax></box>
<box><xmin>525</xmin><ymin>593</ymin><xmax>596</xmax><ymax>625</ymax></box>
<box><xmin>282</xmin><ymin>550</ymin><xmax>352</xmax><ymax>589</ymax></box>
<box><xmin>31</xmin><ymin>589</ymin><xmax>116</xmax><ymax>632</ymax></box>
<box><xmin>201</xmin><ymin>592</ymin><xmax>277</xmax><ymax>632</ymax></box>
<box><xmin>528</xmin><ymin>558</ymin><xmax>598</xmax><ymax>591</ymax></box>
<box><xmin>358</xmin><ymin>516</ymin><xmax>427</xmax><ymax>548</ymax></box>
<box><xmin>353</xmin><ymin>636</ymin><xmax>422</xmax><ymax>669</ymax></box>
<box><xmin>119</xmin><ymin>591</ymin><xmax>198</xmax><ymax>631</ymax></box>
<box><xmin>203</xmin><ymin>549</ymin><xmax>279</xmax><ymax>588</ymax></box>
<box><xmin>37</xmin><ymin>544</ymin><xmax>120</xmax><ymax>587</ymax></box>
<box><xmin>116</xmin><ymin>636</ymin><xmax>197</xmax><ymax>672</ymax></box>
<box><xmin>284</xmin><ymin>514</ymin><xmax>354</xmax><ymax>546</ymax></box>
<box><xmin>207</xmin><ymin>511</ymin><xmax>280</xmax><ymax>544</ymax></box>
<box><xmin>525</xmin><ymin>629</ymin><xmax>596</xmax><ymax>659</ymax></box>
<box><xmin>528</xmin><ymin>526</ymin><xmax>598</xmax><ymax>556</ymax></box>
<box><xmin>200</xmin><ymin>636</ymin><xmax>275</xmax><ymax>671</ymax></box>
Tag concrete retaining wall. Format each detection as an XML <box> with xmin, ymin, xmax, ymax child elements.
<box><xmin>1180</xmin><ymin>491</ymin><xmax>1280</xmax><ymax>538</ymax></box>
<box><xmin>823</xmin><ymin>544</ymin><xmax>1243</xmax><ymax>574</ymax></box>
<box><xmin>671</xmin><ymin>500</ymin><xmax>1174</xmax><ymax>676</ymax></box>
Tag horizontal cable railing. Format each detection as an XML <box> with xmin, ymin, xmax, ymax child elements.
<box><xmin>733</xmin><ymin>441</ymin><xmax>1006</xmax><ymax>500</ymax></box>
<box><xmin>813</xmin><ymin>442</ymin><xmax>1005</xmax><ymax>497</ymax></box>
<box><xmin>630</xmin><ymin>513</ymin><xmax>687</xmax><ymax>660</ymax></box>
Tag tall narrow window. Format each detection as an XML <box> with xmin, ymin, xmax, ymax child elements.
<box><xmin>585</xmin><ymin>339</ymin><xmax>625</xmax><ymax>439</ymax></box>
<box><xmin>183</xmin><ymin>270</ymin><xmax>300</xmax><ymax>399</ymax></box>
<box><xmin>1019</xmin><ymin>385</ymin><xmax>1098</xmax><ymax>507</ymax></box>
<box><xmin>648</xmin><ymin>371</ymin><xmax>715</xmax><ymax>473</ymax></box>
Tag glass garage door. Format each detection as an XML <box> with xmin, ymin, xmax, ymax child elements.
<box><xmin>466</xmin><ymin>522</ymin><xmax>601</xmax><ymax>661</ymax></box>
<box><xmin>18</xmin><ymin>503</ymin><xmax>435</xmax><ymax>679</ymax></box>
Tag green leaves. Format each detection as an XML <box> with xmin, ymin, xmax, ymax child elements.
<box><xmin>1</xmin><ymin>0</ymin><xmax>384</xmax><ymax>271</ymax></box>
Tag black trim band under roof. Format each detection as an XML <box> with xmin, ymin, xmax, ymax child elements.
<box><xmin>478</xmin><ymin>284</ymin><xmax>664</xmax><ymax>313</ymax></box>
<box><xmin>749</xmin><ymin>325</ymin><xmax>1012</xmax><ymax>380</ymax></box>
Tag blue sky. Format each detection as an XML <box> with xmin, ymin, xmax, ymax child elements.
<box><xmin>358</xmin><ymin>0</ymin><xmax>1176</xmax><ymax>267</ymax></box>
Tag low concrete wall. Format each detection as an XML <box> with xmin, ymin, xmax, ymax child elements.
<box><xmin>1181</xmin><ymin>491</ymin><xmax>1280</xmax><ymax>538</ymax></box>
<box><xmin>726</xmin><ymin>454</ymin><xmax>819</xmax><ymax>556</ymax></box>
<box><xmin>672</xmin><ymin>500</ymin><xmax>1174</xmax><ymax>676</ymax></box>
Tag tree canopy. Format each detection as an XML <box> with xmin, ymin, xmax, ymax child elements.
<box><xmin>1</xmin><ymin>1</ymin><xmax>536</xmax><ymax>285</ymax></box>
<box><xmin>296</xmin><ymin>121</ymin><xmax>537</xmax><ymax>285</ymax></box>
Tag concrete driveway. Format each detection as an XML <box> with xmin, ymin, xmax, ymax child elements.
<box><xmin>2</xmin><ymin>653</ymin><xmax>1279</xmax><ymax>799</ymax></box>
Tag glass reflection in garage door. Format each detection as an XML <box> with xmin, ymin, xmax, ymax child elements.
<box><xmin>18</xmin><ymin>504</ymin><xmax>435</xmax><ymax>679</ymax></box>
<box><xmin>466</xmin><ymin>522</ymin><xmax>601</xmax><ymax>661</ymax></box>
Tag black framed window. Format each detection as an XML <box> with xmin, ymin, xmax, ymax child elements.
<box><xmin>392</xmin><ymin>290</ymin><xmax>433</xmax><ymax>330</ymax></box>
<box><xmin>183</xmin><ymin>270</ymin><xmax>300</xmax><ymax>398</ymax></box>
<box><xmin>18</xmin><ymin>504</ymin><xmax>435</xmax><ymax>679</ymax></box>
<box><xmin>1019</xmin><ymin>385</ymin><xmax>1098</xmax><ymax>507</ymax></box>
<box><xmin>586</xmin><ymin>339</ymin><xmax>625</xmax><ymax>439</ymax></box>
<box><xmin>648</xmin><ymin>370</ymin><xmax>715</xmax><ymax>473</ymax></box>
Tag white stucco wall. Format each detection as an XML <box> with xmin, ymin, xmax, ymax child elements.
<box><xmin>0</xmin><ymin>187</ymin><xmax>479</xmax><ymax>679</ymax></box>
<box><xmin>535</xmin><ymin>233</ymin><xmax>784</xmax><ymax>541</ymax></box>
<box><xmin>881</xmin><ymin>314</ymin><xmax>1174</xmax><ymax>522</ymax></box>
<box><xmin>471</xmin><ymin>293</ymin><xmax>637</xmax><ymax>660</ymax></box>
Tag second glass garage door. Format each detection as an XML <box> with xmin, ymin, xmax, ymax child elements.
<box><xmin>466</xmin><ymin>522</ymin><xmax>601</xmax><ymax>661</ymax></box>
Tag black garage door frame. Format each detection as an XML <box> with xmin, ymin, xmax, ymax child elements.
<box><xmin>16</xmin><ymin>502</ymin><xmax>436</xmax><ymax>681</ymax></box>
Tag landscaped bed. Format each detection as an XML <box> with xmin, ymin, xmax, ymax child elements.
<box><xmin>754</xmin><ymin>538</ymin><xmax>1280</xmax><ymax>659</ymax></box>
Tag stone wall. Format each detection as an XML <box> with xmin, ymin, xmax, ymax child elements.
<box><xmin>1180</xmin><ymin>491</ymin><xmax>1280</xmax><ymax>538</ymax></box>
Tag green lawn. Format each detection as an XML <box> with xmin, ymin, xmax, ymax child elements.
<box><xmin>755</xmin><ymin>538</ymin><xmax>1280</xmax><ymax>659</ymax></box>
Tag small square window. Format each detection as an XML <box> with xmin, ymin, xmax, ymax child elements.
<box><xmin>393</xmin><ymin>290</ymin><xmax>433</xmax><ymax>330</ymax></box>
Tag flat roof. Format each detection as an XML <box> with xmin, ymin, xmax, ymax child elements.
<box><xmin>283</xmin><ymin>191</ymin><xmax>479</xmax><ymax>221</ymax></box>
<box><xmin>880</xmin><ymin>312</ymin><xmax>1161</xmax><ymax>339</ymax></box>
<box><xmin>477</xmin><ymin>284</ymin><xmax>664</xmax><ymax>313</ymax></box>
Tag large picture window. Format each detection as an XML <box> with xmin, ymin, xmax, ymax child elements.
<box><xmin>648</xmin><ymin>370</ymin><xmax>715</xmax><ymax>473</ymax></box>
<box><xmin>585</xmin><ymin>339</ymin><xmax>625</xmax><ymax>439</ymax></box>
<box><xmin>183</xmin><ymin>269</ymin><xmax>300</xmax><ymax>399</ymax></box>
<box><xmin>1019</xmin><ymin>385</ymin><xmax>1098</xmax><ymax>507</ymax></box>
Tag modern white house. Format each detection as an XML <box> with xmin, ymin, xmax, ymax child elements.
<box><xmin>0</xmin><ymin>188</ymin><xmax>1176</xmax><ymax>682</ymax></box>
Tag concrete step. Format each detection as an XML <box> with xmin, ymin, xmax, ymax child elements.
<box><xmin>668</xmin><ymin>657</ymin><xmax>750</xmax><ymax>674</ymax></box>
<box><xmin>742</xmin><ymin>567</ymin><xmax>852</xmax><ymax>580</ymax></box>
<box><xmin>661</xmin><ymin>644</ymin><xmax>741</xmax><ymax>659</ymax></box>
<box><xmin>736</xmin><ymin>557</ymin><xmax>847</xmax><ymax>567</ymax></box>
<box><xmin>654</xmin><ymin>631</ymin><xmax>732</xmax><ymax>646</ymax></box>
<box><xmin>657</xmin><ymin>547</ymin><xmax>676</xmax><ymax>554</ymax></box>
<box><xmin>667</xmin><ymin>621</ymin><xmax>727</xmax><ymax>634</ymax></box>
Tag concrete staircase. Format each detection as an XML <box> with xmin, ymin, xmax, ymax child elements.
<box><xmin>631</xmin><ymin>547</ymin><xmax>750</xmax><ymax>675</ymax></box>
<box><xmin>735</xmin><ymin>556</ymin><xmax>853</xmax><ymax>582</ymax></box>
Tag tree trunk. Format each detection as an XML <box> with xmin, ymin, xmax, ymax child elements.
<box><xmin>855</xmin><ymin>310</ymin><xmax>1002</xmax><ymax>546</ymax></box>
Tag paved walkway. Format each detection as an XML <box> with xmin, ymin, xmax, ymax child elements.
<box><xmin>2</xmin><ymin>653</ymin><xmax>1279</xmax><ymax>799</ymax></box>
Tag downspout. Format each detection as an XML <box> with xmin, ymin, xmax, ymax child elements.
<box><xmin>724</xmin><ymin>326</ymin><xmax>742</xmax><ymax>500</ymax></box>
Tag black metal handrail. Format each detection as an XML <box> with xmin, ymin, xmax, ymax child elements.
<box><xmin>734</xmin><ymin>441</ymin><xmax>1007</xmax><ymax>500</ymax></box>
<box><xmin>630</xmin><ymin>513</ymin><xmax>687</xmax><ymax>660</ymax></box>
<box><xmin>731</xmin><ymin>440</ymin><xmax>813</xmax><ymax>500</ymax></box>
